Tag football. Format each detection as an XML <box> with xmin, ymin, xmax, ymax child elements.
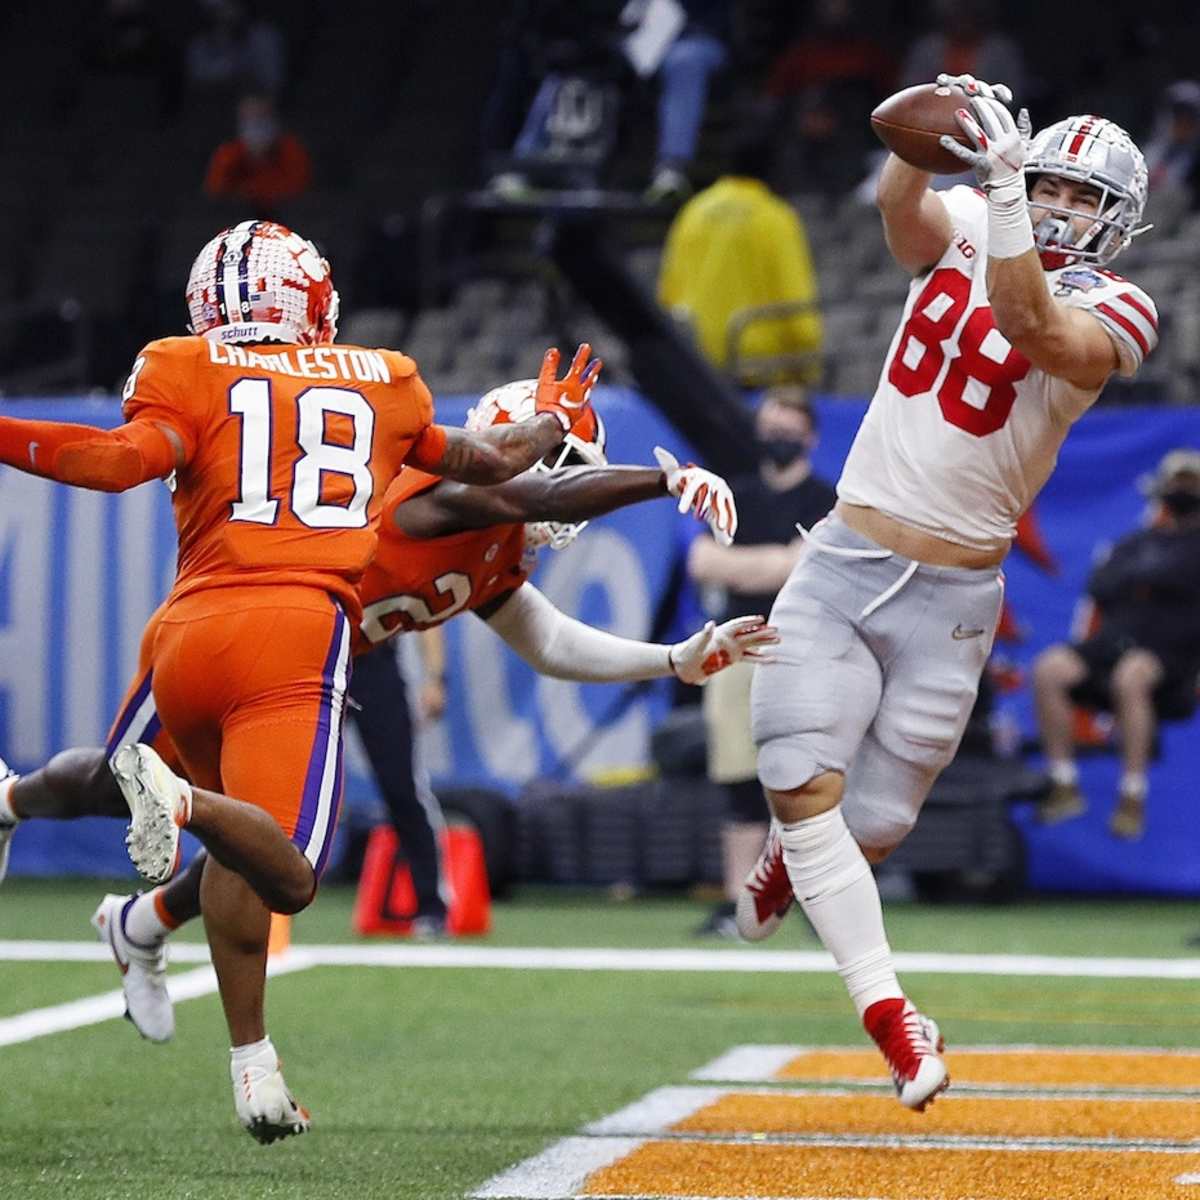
<box><xmin>870</xmin><ymin>82</ymin><xmax>973</xmax><ymax>174</ymax></box>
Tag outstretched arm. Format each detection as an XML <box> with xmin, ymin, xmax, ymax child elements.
<box><xmin>395</xmin><ymin>465</ymin><xmax>667</xmax><ymax>537</ymax></box>
<box><xmin>0</xmin><ymin>415</ymin><xmax>182</xmax><ymax>492</ymax></box>
<box><xmin>418</xmin><ymin>417</ymin><xmax>568</xmax><ymax>486</ymax></box>
<box><xmin>478</xmin><ymin>582</ymin><xmax>777</xmax><ymax>684</ymax></box>
<box><xmin>398</xmin><ymin>447</ymin><xmax>738</xmax><ymax>544</ymax></box>
<box><xmin>409</xmin><ymin>343</ymin><xmax>602</xmax><ymax>485</ymax></box>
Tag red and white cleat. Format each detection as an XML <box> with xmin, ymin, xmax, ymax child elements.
<box><xmin>734</xmin><ymin>822</ymin><xmax>795</xmax><ymax>941</ymax></box>
<box><xmin>863</xmin><ymin>997</ymin><xmax>950</xmax><ymax>1111</ymax></box>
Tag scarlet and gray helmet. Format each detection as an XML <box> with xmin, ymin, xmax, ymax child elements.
<box><xmin>1024</xmin><ymin>115</ymin><xmax>1149</xmax><ymax>267</ymax></box>
<box><xmin>186</xmin><ymin>219</ymin><xmax>340</xmax><ymax>345</ymax></box>
<box><xmin>465</xmin><ymin>378</ymin><xmax>607</xmax><ymax>550</ymax></box>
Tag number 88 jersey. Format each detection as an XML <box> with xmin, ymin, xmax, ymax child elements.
<box><xmin>838</xmin><ymin>185</ymin><xmax>1158</xmax><ymax>554</ymax></box>
<box><xmin>123</xmin><ymin>335</ymin><xmax>448</xmax><ymax>623</ymax></box>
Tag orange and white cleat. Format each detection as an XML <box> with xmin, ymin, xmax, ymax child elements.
<box><xmin>734</xmin><ymin>821</ymin><xmax>795</xmax><ymax>941</ymax></box>
<box><xmin>863</xmin><ymin>997</ymin><xmax>950</xmax><ymax>1111</ymax></box>
<box><xmin>232</xmin><ymin>1040</ymin><xmax>312</xmax><ymax>1145</ymax></box>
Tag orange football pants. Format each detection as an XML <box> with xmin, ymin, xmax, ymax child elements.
<box><xmin>107</xmin><ymin>585</ymin><xmax>353</xmax><ymax>877</ymax></box>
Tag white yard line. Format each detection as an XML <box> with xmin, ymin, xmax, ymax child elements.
<box><xmin>4</xmin><ymin>940</ymin><xmax>1200</xmax><ymax>979</ymax></box>
<box><xmin>0</xmin><ymin>951</ymin><xmax>316</xmax><ymax>1048</ymax></box>
<box><xmin>472</xmin><ymin>1137</ymin><xmax>647</xmax><ymax>1199</ymax></box>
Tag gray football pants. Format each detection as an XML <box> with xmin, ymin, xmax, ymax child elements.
<box><xmin>751</xmin><ymin>512</ymin><xmax>1003</xmax><ymax>851</ymax></box>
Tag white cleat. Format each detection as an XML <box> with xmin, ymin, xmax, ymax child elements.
<box><xmin>0</xmin><ymin>756</ymin><xmax>19</xmax><ymax>886</ymax></box>
<box><xmin>90</xmin><ymin>893</ymin><xmax>174</xmax><ymax>1043</ymax></box>
<box><xmin>232</xmin><ymin>1042</ymin><xmax>312</xmax><ymax>1145</ymax></box>
<box><xmin>110</xmin><ymin>743</ymin><xmax>190</xmax><ymax>885</ymax></box>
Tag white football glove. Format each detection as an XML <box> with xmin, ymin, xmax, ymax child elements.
<box><xmin>940</xmin><ymin>93</ymin><xmax>1032</xmax><ymax>194</ymax></box>
<box><xmin>934</xmin><ymin>73</ymin><xmax>1012</xmax><ymax>105</ymax></box>
<box><xmin>669</xmin><ymin>615</ymin><xmax>779</xmax><ymax>686</ymax></box>
<box><xmin>653</xmin><ymin>446</ymin><xmax>738</xmax><ymax>546</ymax></box>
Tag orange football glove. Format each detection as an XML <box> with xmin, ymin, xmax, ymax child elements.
<box><xmin>535</xmin><ymin>343</ymin><xmax>602</xmax><ymax>434</ymax></box>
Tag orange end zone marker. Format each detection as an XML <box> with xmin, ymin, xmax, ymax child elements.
<box><xmin>584</xmin><ymin>1141</ymin><xmax>1200</xmax><ymax>1200</ymax></box>
<box><xmin>267</xmin><ymin>913</ymin><xmax>291</xmax><ymax>957</ymax></box>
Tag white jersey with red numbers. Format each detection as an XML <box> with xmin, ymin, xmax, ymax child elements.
<box><xmin>838</xmin><ymin>185</ymin><xmax>1158</xmax><ymax>553</ymax></box>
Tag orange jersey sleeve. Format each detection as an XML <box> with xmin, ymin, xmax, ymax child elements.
<box><xmin>145</xmin><ymin>338</ymin><xmax>439</xmax><ymax>622</ymax></box>
<box><xmin>122</xmin><ymin>338</ymin><xmax>206</xmax><ymax>464</ymax></box>
<box><xmin>355</xmin><ymin>468</ymin><xmax>529</xmax><ymax>650</ymax></box>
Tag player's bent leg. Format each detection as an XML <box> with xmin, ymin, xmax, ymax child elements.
<box><xmin>187</xmin><ymin>791</ymin><xmax>315</xmax><ymax>915</ymax></box>
<box><xmin>0</xmin><ymin>747</ymin><xmax>128</xmax><ymax>885</ymax></box>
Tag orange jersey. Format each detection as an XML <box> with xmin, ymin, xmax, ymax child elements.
<box><xmin>123</xmin><ymin>336</ymin><xmax>448</xmax><ymax>622</ymax></box>
<box><xmin>356</xmin><ymin>468</ymin><xmax>529</xmax><ymax>650</ymax></box>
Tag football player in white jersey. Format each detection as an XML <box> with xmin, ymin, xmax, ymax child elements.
<box><xmin>735</xmin><ymin>74</ymin><xmax>1157</xmax><ymax>1112</ymax></box>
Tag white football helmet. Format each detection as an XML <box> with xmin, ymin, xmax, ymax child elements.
<box><xmin>186</xmin><ymin>219</ymin><xmax>339</xmax><ymax>345</ymax></box>
<box><xmin>465</xmin><ymin>378</ymin><xmax>607</xmax><ymax>550</ymax></box>
<box><xmin>1024</xmin><ymin>115</ymin><xmax>1149</xmax><ymax>268</ymax></box>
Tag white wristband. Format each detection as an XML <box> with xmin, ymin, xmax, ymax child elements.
<box><xmin>986</xmin><ymin>175</ymin><xmax>1035</xmax><ymax>259</ymax></box>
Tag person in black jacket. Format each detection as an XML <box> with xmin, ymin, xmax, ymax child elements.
<box><xmin>687</xmin><ymin>386</ymin><xmax>835</xmax><ymax>934</ymax></box>
<box><xmin>1033</xmin><ymin>449</ymin><xmax>1200</xmax><ymax>839</ymax></box>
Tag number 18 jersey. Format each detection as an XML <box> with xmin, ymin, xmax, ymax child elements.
<box><xmin>838</xmin><ymin>186</ymin><xmax>1158</xmax><ymax>553</ymax></box>
<box><xmin>123</xmin><ymin>335</ymin><xmax>448</xmax><ymax>621</ymax></box>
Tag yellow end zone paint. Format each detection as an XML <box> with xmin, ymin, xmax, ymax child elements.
<box><xmin>671</xmin><ymin>1091</ymin><xmax>1200</xmax><ymax>1142</ymax></box>
<box><xmin>582</xmin><ymin>1141</ymin><xmax>1200</xmax><ymax>1199</ymax></box>
<box><xmin>775</xmin><ymin>1048</ymin><xmax>1200</xmax><ymax>1089</ymax></box>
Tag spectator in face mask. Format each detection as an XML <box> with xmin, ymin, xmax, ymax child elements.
<box><xmin>686</xmin><ymin>388</ymin><xmax>836</xmax><ymax>936</ymax></box>
<box><xmin>204</xmin><ymin>94</ymin><xmax>312</xmax><ymax>216</ymax></box>
<box><xmin>1033</xmin><ymin>449</ymin><xmax>1200</xmax><ymax>841</ymax></box>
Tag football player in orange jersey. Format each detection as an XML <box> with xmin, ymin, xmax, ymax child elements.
<box><xmin>0</xmin><ymin>379</ymin><xmax>775</xmax><ymax>1137</ymax></box>
<box><xmin>0</xmin><ymin>220</ymin><xmax>604</xmax><ymax>1141</ymax></box>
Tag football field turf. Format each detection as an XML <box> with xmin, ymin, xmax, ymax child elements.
<box><xmin>2</xmin><ymin>881</ymin><xmax>1199</xmax><ymax>1200</ymax></box>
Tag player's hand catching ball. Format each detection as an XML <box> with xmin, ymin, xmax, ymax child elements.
<box><xmin>669</xmin><ymin>615</ymin><xmax>779</xmax><ymax>686</ymax></box>
<box><xmin>653</xmin><ymin>446</ymin><xmax>738</xmax><ymax>546</ymax></box>
<box><xmin>940</xmin><ymin>93</ymin><xmax>1032</xmax><ymax>193</ymax></box>
<box><xmin>934</xmin><ymin>73</ymin><xmax>1012</xmax><ymax>104</ymax></box>
<box><xmin>535</xmin><ymin>343</ymin><xmax>602</xmax><ymax>434</ymax></box>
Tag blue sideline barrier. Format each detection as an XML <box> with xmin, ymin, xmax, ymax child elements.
<box><xmin>1</xmin><ymin>389</ymin><xmax>1198</xmax><ymax>893</ymax></box>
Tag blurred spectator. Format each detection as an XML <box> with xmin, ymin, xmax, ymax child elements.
<box><xmin>69</xmin><ymin>0</ymin><xmax>182</xmax><ymax>123</ymax></box>
<box><xmin>657</xmin><ymin>125</ymin><xmax>822</xmax><ymax>381</ymax></box>
<box><xmin>900</xmin><ymin>0</ymin><xmax>1026</xmax><ymax>102</ymax></box>
<box><xmin>484</xmin><ymin>0</ymin><xmax>731</xmax><ymax>201</ymax></box>
<box><xmin>636</xmin><ymin>1</ymin><xmax>734</xmax><ymax>203</ymax></box>
<box><xmin>1032</xmin><ymin>450</ymin><xmax>1200</xmax><ymax>841</ymax></box>
<box><xmin>764</xmin><ymin>0</ymin><xmax>894</xmax><ymax>195</ymax></box>
<box><xmin>186</xmin><ymin>0</ymin><xmax>286</xmax><ymax>97</ymax></box>
<box><xmin>484</xmin><ymin>0</ymin><xmax>627</xmax><ymax>196</ymax></box>
<box><xmin>205</xmin><ymin>95</ymin><xmax>312</xmax><ymax>216</ymax></box>
<box><xmin>1144</xmin><ymin>81</ymin><xmax>1200</xmax><ymax>201</ymax></box>
<box><xmin>687</xmin><ymin>388</ymin><xmax>835</xmax><ymax>936</ymax></box>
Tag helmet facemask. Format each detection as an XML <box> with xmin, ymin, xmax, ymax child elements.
<box><xmin>1023</xmin><ymin>116</ymin><xmax>1150</xmax><ymax>268</ymax></box>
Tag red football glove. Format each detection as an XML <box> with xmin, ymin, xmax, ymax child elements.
<box><xmin>535</xmin><ymin>343</ymin><xmax>602</xmax><ymax>434</ymax></box>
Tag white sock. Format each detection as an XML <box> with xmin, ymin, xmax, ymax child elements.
<box><xmin>1048</xmin><ymin>759</ymin><xmax>1078</xmax><ymax>788</ymax></box>
<box><xmin>231</xmin><ymin>1035</ymin><xmax>274</xmax><ymax>1067</ymax></box>
<box><xmin>123</xmin><ymin>889</ymin><xmax>173</xmax><ymax>946</ymax></box>
<box><xmin>779</xmin><ymin>807</ymin><xmax>902</xmax><ymax>1018</ymax></box>
<box><xmin>0</xmin><ymin>775</ymin><xmax>19</xmax><ymax>823</ymax></box>
<box><xmin>1119</xmin><ymin>772</ymin><xmax>1147</xmax><ymax>800</ymax></box>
